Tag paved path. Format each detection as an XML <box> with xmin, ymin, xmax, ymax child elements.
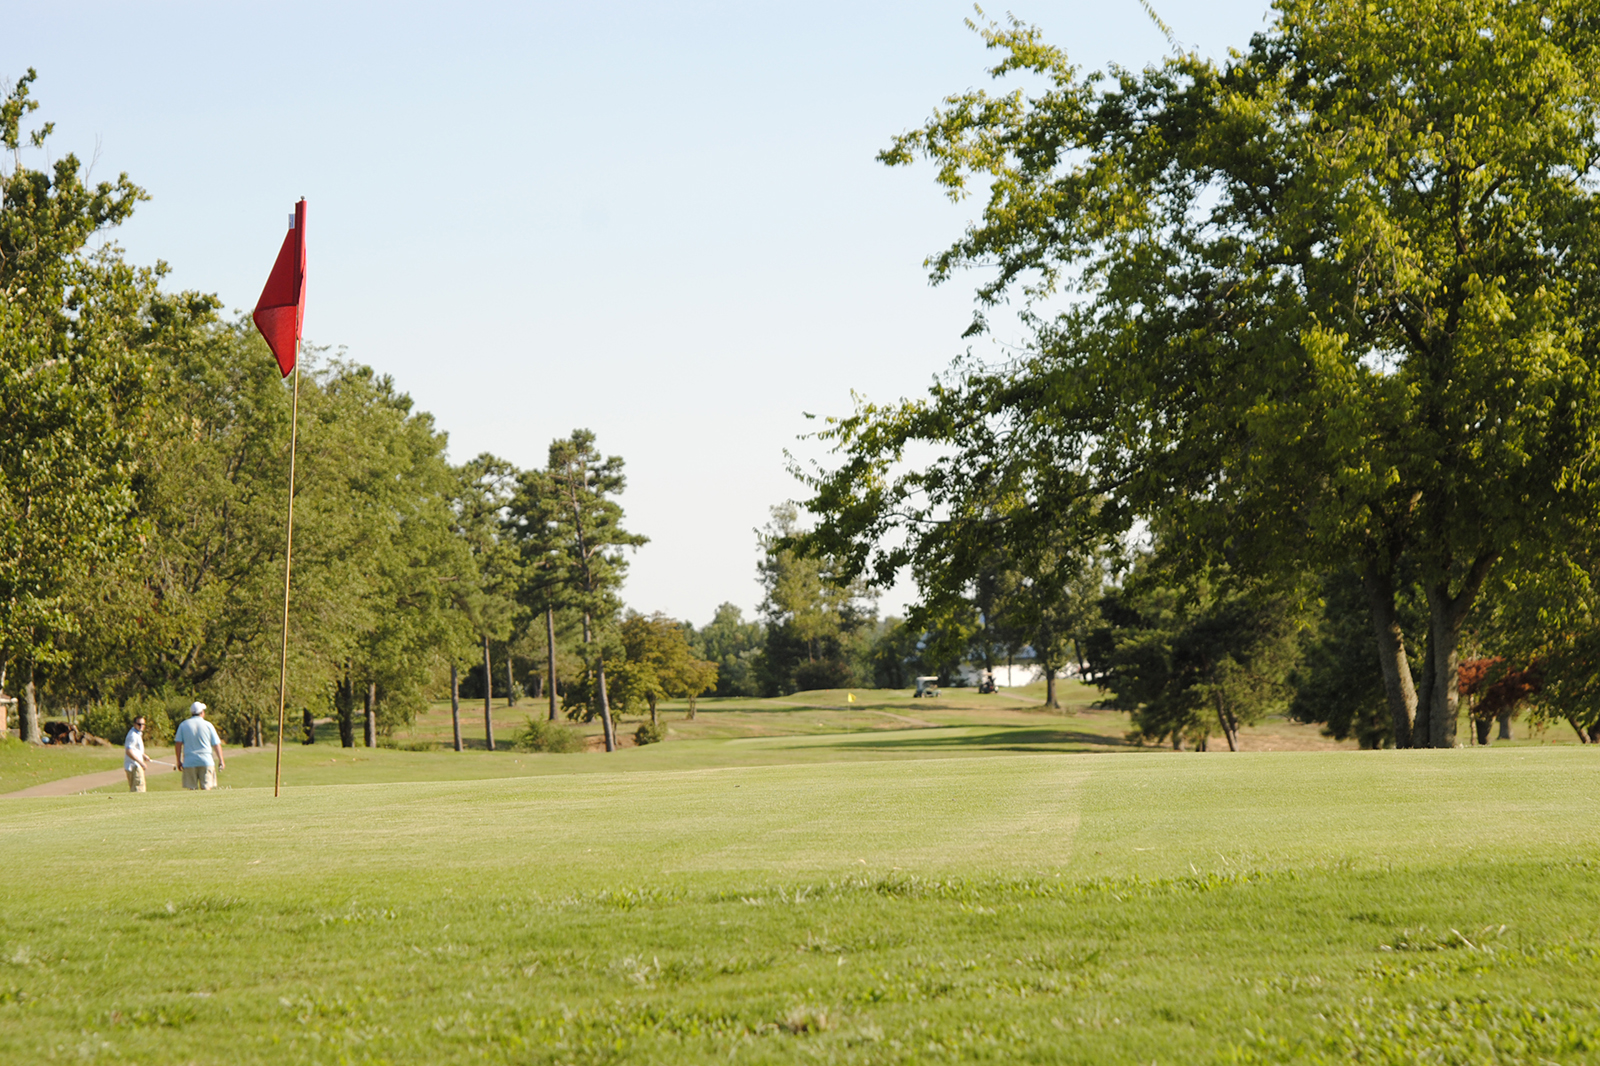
<box><xmin>2</xmin><ymin>759</ymin><xmax>178</xmax><ymax>798</ymax></box>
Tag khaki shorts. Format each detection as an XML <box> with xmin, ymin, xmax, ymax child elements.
<box><xmin>181</xmin><ymin>765</ymin><xmax>217</xmax><ymax>791</ymax></box>
<box><xmin>126</xmin><ymin>766</ymin><xmax>146</xmax><ymax>793</ymax></box>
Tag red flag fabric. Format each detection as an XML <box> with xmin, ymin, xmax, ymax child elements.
<box><xmin>252</xmin><ymin>199</ymin><xmax>306</xmax><ymax>377</ymax></box>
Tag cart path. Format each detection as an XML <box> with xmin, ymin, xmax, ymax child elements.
<box><xmin>1</xmin><ymin>748</ymin><xmax>267</xmax><ymax>798</ymax></box>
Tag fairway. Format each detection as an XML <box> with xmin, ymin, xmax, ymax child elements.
<box><xmin>3</xmin><ymin>743</ymin><xmax>1598</xmax><ymax>1064</ymax></box>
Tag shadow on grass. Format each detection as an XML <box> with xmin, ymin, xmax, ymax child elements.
<box><xmin>803</xmin><ymin>727</ymin><xmax>1131</xmax><ymax>752</ymax></box>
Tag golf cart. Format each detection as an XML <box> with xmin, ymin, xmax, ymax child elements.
<box><xmin>913</xmin><ymin>676</ymin><xmax>941</xmax><ymax>698</ymax></box>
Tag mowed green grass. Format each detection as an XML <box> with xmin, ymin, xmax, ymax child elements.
<box><xmin>3</xmin><ymin>746</ymin><xmax>1599</xmax><ymax>1065</ymax></box>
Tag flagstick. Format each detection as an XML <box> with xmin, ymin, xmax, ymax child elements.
<box><xmin>273</xmin><ymin>354</ymin><xmax>302</xmax><ymax>798</ymax></box>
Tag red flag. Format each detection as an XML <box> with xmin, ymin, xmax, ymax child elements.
<box><xmin>253</xmin><ymin>199</ymin><xmax>306</xmax><ymax>377</ymax></box>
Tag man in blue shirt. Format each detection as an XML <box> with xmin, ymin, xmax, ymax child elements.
<box><xmin>172</xmin><ymin>702</ymin><xmax>226</xmax><ymax>791</ymax></box>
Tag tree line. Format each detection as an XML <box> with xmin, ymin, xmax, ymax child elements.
<box><xmin>792</xmin><ymin>0</ymin><xmax>1600</xmax><ymax>748</ymax></box>
<box><xmin>0</xmin><ymin>71</ymin><xmax>749</xmax><ymax>750</ymax></box>
<box><xmin>0</xmin><ymin>68</ymin><xmax>984</xmax><ymax>749</ymax></box>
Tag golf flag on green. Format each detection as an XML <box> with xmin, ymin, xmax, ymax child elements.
<box><xmin>253</xmin><ymin>199</ymin><xmax>306</xmax><ymax>376</ymax></box>
<box><xmin>254</xmin><ymin>198</ymin><xmax>307</xmax><ymax>798</ymax></box>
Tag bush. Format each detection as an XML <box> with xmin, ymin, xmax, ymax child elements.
<box><xmin>376</xmin><ymin>737</ymin><xmax>436</xmax><ymax>751</ymax></box>
<box><xmin>514</xmin><ymin>717</ymin><xmax>584</xmax><ymax>753</ymax></box>
<box><xmin>634</xmin><ymin>721</ymin><xmax>665</xmax><ymax>745</ymax></box>
<box><xmin>79</xmin><ymin>699</ymin><xmax>172</xmax><ymax>747</ymax></box>
<box><xmin>794</xmin><ymin>659</ymin><xmax>855</xmax><ymax>692</ymax></box>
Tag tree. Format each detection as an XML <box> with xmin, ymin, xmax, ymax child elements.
<box><xmin>616</xmin><ymin>613</ymin><xmax>718</xmax><ymax>724</ymax></box>
<box><xmin>689</xmin><ymin>603</ymin><xmax>765</xmax><ymax>698</ymax></box>
<box><xmin>449</xmin><ymin>454</ymin><xmax>520</xmax><ymax>752</ymax></box>
<box><xmin>1093</xmin><ymin>557</ymin><xmax>1309</xmax><ymax>751</ymax></box>
<box><xmin>811</xmin><ymin>2</ymin><xmax>1600</xmax><ymax>748</ymax></box>
<box><xmin>757</xmin><ymin>504</ymin><xmax>873</xmax><ymax>694</ymax></box>
<box><xmin>42</xmin><ymin>322</ymin><xmax>471</xmax><ymax>747</ymax></box>
<box><xmin>0</xmin><ymin>70</ymin><xmax>216</xmax><ymax>740</ymax></box>
<box><xmin>512</xmin><ymin>430</ymin><xmax>645</xmax><ymax>751</ymax></box>
<box><xmin>1289</xmin><ymin>568</ymin><xmax>1427</xmax><ymax>749</ymax></box>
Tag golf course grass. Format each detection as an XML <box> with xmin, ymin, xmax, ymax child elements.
<box><xmin>3</xmin><ymin>689</ymin><xmax>1597</xmax><ymax>1063</ymax></box>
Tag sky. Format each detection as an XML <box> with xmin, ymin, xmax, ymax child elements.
<box><xmin>6</xmin><ymin>0</ymin><xmax>1274</xmax><ymax>625</ymax></box>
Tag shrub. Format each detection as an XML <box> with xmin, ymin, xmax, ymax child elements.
<box><xmin>634</xmin><ymin>721</ymin><xmax>665</xmax><ymax>745</ymax></box>
<box><xmin>794</xmin><ymin>659</ymin><xmax>854</xmax><ymax>692</ymax></box>
<box><xmin>79</xmin><ymin>699</ymin><xmax>172</xmax><ymax>747</ymax></box>
<box><xmin>514</xmin><ymin>717</ymin><xmax>584</xmax><ymax>753</ymax></box>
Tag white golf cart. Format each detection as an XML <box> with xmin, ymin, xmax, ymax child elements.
<box><xmin>913</xmin><ymin>676</ymin><xmax>941</xmax><ymax>698</ymax></box>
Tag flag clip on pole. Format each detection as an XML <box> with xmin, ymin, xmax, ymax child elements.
<box><xmin>253</xmin><ymin>199</ymin><xmax>307</xmax><ymax>799</ymax></box>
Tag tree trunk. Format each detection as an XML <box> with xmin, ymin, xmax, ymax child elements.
<box><xmin>1570</xmin><ymin>718</ymin><xmax>1590</xmax><ymax>743</ymax></box>
<box><xmin>338</xmin><ymin>675</ymin><xmax>355</xmax><ymax>748</ymax></box>
<box><xmin>1588</xmin><ymin>722</ymin><xmax>1600</xmax><ymax>745</ymax></box>
<box><xmin>303</xmin><ymin>708</ymin><xmax>316</xmax><ymax>745</ymax></box>
<box><xmin>1361</xmin><ymin>562</ymin><xmax>1417</xmax><ymax>749</ymax></box>
<box><xmin>364</xmin><ymin>681</ymin><xmax>377</xmax><ymax>747</ymax></box>
<box><xmin>687</xmin><ymin>694</ymin><xmax>697</xmax><ymax>721</ymax></box>
<box><xmin>1421</xmin><ymin>557</ymin><xmax>1496</xmax><ymax>749</ymax></box>
<box><xmin>1413</xmin><ymin>634</ymin><xmax>1435</xmax><ymax>749</ymax></box>
<box><xmin>648</xmin><ymin>696</ymin><xmax>658</xmax><ymax>727</ymax></box>
<box><xmin>20</xmin><ymin>663</ymin><xmax>40</xmax><ymax>744</ymax></box>
<box><xmin>482</xmin><ymin>635</ymin><xmax>495</xmax><ymax>752</ymax></box>
<box><xmin>506</xmin><ymin>654</ymin><xmax>517</xmax><ymax>707</ymax></box>
<box><xmin>450</xmin><ymin>663</ymin><xmax>462</xmax><ymax>752</ymax></box>
<box><xmin>596</xmin><ymin>652</ymin><xmax>616</xmax><ymax>752</ymax></box>
<box><xmin>546</xmin><ymin>606</ymin><xmax>559</xmax><ymax>722</ymax></box>
<box><xmin>1044</xmin><ymin>664</ymin><xmax>1059</xmax><ymax>710</ymax></box>
<box><xmin>1474</xmin><ymin>716</ymin><xmax>1493</xmax><ymax>745</ymax></box>
<box><xmin>1215</xmin><ymin>695</ymin><xmax>1239</xmax><ymax>752</ymax></box>
<box><xmin>1497</xmin><ymin>713</ymin><xmax>1513</xmax><ymax>741</ymax></box>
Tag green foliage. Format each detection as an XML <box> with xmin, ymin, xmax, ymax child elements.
<box><xmin>508</xmin><ymin>430</ymin><xmax>645</xmax><ymax>745</ymax></box>
<box><xmin>77</xmin><ymin>699</ymin><xmax>171</xmax><ymax>748</ymax></box>
<box><xmin>40</xmin><ymin>325</ymin><xmax>470</xmax><ymax>743</ymax></box>
<box><xmin>512</xmin><ymin>716</ymin><xmax>584</xmax><ymax>753</ymax></box>
<box><xmin>757</xmin><ymin>505</ymin><xmax>874</xmax><ymax>694</ymax></box>
<box><xmin>615</xmin><ymin>613</ymin><xmax>717</xmax><ymax>720</ymax></box>
<box><xmin>688</xmin><ymin>603</ymin><xmax>765</xmax><ymax>697</ymax></box>
<box><xmin>634</xmin><ymin>720</ymin><xmax>665</xmax><ymax>745</ymax></box>
<box><xmin>1289</xmin><ymin>569</ymin><xmax>1426</xmax><ymax>749</ymax></box>
<box><xmin>0</xmin><ymin>71</ymin><xmax>216</xmax><ymax>678</ymax></box>
<box><xmin>1094</xmin><ymin>556</ymin><xmax>1310</xmax><ymax>750</ymax></box>
<box><xmin>807</xmin><ymin>0</ymin><xmax>1600</xmax><ymax>749</ymax></box>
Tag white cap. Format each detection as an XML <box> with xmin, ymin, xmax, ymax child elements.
<box><xmin>190</xmin><ymin>701</ymin><xmax>207</xmax><ymax>716</ymax></box>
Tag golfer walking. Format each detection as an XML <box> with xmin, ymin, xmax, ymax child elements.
<box><xmin>123</xmin><ymin>715</ymin><xmax>153</xmax><ymax>792</ymax></box>
<box><xmin>173</xmin><ymin>702</ymin><xmax>226</xmax><ymax>791</ymax></box>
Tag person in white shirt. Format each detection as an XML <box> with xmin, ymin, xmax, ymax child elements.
<box><xmin>172</xmin><ymin>702</ymin><xmax>226</xmax><ymax>791</ymax></box>
<box><xmin>124</xmin><ymin>715</ymin><xmax>153</xmax><ymax>792</ymax></box>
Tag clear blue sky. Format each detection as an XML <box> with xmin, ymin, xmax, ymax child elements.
<box><xmin>7</xmin><ymin>1</ymin><xmax>1274</xmax><ymax>625</ymax></box>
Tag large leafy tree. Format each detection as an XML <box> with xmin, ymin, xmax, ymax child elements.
<box><xmin>806</xmin><ymin>0</ymin><xmax>1600</xmax><ymax>748</ymax></box>
<box><xmin>50</xmin><ymin>325</ymin><xmax>468</xmax><ymax>745</ymax></box>
<box><xmin>0</xmin><ymin>70</ymin><xmax>216</xmax><ymax>740</ymax></box>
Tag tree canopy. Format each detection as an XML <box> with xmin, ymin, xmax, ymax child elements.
<box><xmin>798</xmin><ymin>0</ymin><xmax>1600</xmax><ymax>747</ymax></box>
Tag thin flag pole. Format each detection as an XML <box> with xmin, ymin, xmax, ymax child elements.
<box><xmin>273</xmin><ymin>352</ymin><xmax>301</xmax><ymax>798</ymax></box>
